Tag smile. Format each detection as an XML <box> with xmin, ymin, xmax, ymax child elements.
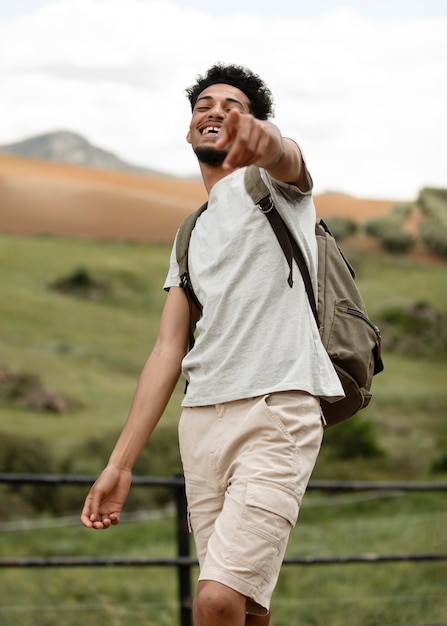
<box><xmin>201</xmin><ymin>126</ymin><xmax>220</xmax><ymax>136</ymax></box>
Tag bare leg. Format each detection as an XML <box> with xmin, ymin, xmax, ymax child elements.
<box><xmin>193</xmin><ymin>580</ymin><xmax>247</xmax><ymax>626</ymax></box>
<box><xmin>193</xmin><ymin>580</ymin><xmax>273</xmax><ymax>626</ymax></box>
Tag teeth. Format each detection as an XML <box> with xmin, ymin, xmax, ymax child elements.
<box><xmin>202</xmin><ymin>127</ymin><xmax>219</xmax><ymax>135</ymax></box>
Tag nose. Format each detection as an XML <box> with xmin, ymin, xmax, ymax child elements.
<box><xmin>207</xmin><ymin>102</ymin><xmax>225</xmax><ymax>119</ymax></box>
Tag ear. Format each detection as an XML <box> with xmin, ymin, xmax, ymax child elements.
<box><xmin>186</xmin><ymin>130</ymin><xmax>191</xmax><ymax>144</ymax></box>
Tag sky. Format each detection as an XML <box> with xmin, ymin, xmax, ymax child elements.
<box><xmin>0</xmin><ymin>0</ymin><xmax>446</xmax><ymax>199</ymax></box>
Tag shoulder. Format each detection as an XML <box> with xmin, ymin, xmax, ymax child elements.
<box><xmin>260</xmin><ymin>167</ymin><xmax>313</xmax><ymax>204</ymax></box>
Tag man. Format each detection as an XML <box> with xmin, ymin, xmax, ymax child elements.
<box><xmin>81</xmin><ymin>63</ymin><xmax>343</xmax><ymax>625</ymax></box>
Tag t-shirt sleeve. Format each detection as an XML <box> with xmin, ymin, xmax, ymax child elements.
<box><xmin>261</xmin><ymin>140</ymin><xmax>314</xmax><ymax>198</ymax></box>
<box><xmin>295</xmin><ymin>141</ymin><xmax>314</xmax><ymax>194</ymax></box>
<box><xmin>163</xmin><ymin>233</ymin><xmax>181</xmax><ymax>291</ymax></box>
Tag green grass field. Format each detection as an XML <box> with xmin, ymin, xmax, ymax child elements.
<box><xmin>0</xmin><ymin>232</ymin><xmax>446</xmax><ymax>625</ymax></box>
<box><xmin>1</xmin><ymin>496</ymin><xmax>446</xmax><ymax>625</ymax></box>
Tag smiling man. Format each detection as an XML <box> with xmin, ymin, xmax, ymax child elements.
<box><xmin>81</xmin><ymin>63</ymin><xmax>343</xmax><ymax>626</ymax></box>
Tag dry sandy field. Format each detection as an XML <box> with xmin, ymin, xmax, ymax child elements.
<box><xmin>0</xmin><ymin>153</ymin><xmax>400</xmax><ymax>243</ymax></box>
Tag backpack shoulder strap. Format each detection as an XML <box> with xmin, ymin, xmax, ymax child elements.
<box><xmin>244</xmin><ymin>164</ymin><xmax>274</xmax><ymax>207</ymax></box>
<box><xmin>176</xmin><ymin>201</ymin><xmax>208</xmax><ymax>283</ymax></box>
<box><xmin>176</xmin><ymin>201</ymin><xmax>208</xmax><ymax>312</ymax></box>
<box><xmin>244</xmin><ymin>166</ymin><xmax>319</xmax><ymax>325</ymax></box>
<box><xmin>175</xmin><ymin>201</ymin><xmax>208</xmax><ymax>361</ymax></box>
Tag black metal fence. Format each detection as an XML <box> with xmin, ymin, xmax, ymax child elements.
<box><xmin>1</xmin><ymin>473</ymin><xmax>447</xmax><ymax>626</ymax></box>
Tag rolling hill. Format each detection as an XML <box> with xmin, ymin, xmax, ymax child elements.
<box><xmin>0</xmin><ymin>130</ymin><xmax>156</xmax><ymax>174</ymax></box>
<box><xmin>0</xmin><ymin>148</ymin><xmax>399</xmax><ymax>244</ymax></box>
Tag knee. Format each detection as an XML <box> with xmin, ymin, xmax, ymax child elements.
<box><xmin>194</xmin><ymin>581</ymin><xmax>244</xmax><ymax>623</ymax></box>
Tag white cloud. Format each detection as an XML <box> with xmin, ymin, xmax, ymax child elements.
<box><xmin>0</xmin><ymin>0</ymin><xmax>446</xmax><ymax>199</ymax></box>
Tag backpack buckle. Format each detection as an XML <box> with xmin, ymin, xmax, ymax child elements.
<box><xmin>257</xmin><ymin>196</ymin><xmax>274</xmax><ymax>214</ymax></box>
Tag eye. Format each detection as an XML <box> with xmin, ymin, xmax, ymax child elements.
<box><xmin>226</xmin><ymin>103</ymin><xmax>244</xmax><ymax>113</ymax></box>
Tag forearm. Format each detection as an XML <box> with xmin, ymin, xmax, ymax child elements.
<box><xmin>107</xmin><ymin>344</ymin><xmax>183</xmax><ymax>471</ymax></box>
<box><xmin>258</xmin><ymin>125</ymin><xmax>304</xmax><ymax>187</ymax></box>
<box><xmin>106</xmin><ymin>287</ymin><xmax>190</xmax><ymax>472</ymax></box>
<box><xmin>80</xmin><ymin>287</ymin><xmax>189</xmax><ymax>529</ymax></box>
<box><xmin>215</xmin><ymin>111</ymin><xmax>305</xmax><ymax>188</ymax></box>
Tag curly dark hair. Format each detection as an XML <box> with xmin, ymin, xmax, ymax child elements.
<box><xmin>185</xmin><ymin>63</ymin><xmax>275</xmax><ymax>120</ymax></box>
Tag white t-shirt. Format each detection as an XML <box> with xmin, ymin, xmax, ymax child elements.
<box><xmin>164</xmin><ymin>167</ymin><xmax>344</xmax><ymax>407</ymax></box>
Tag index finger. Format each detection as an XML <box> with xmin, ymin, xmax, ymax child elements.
<box><xmin>215</xmin><ymin>109</ymin><xmax>240</xmax><ymax>150</ymax></box>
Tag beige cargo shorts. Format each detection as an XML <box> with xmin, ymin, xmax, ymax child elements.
<box><xmin>178</xmin><ymin>390</ymin><xmax>323</xmax><ymax>615</ymax></box>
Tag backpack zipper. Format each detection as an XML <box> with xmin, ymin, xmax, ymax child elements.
<box><xmin>346</xmin><ymin>307</ymin><xmax>381</xmax><ymax>338</ymax></box>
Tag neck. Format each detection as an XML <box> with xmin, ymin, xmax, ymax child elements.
<box><xmin>199</xmin><ymin>162</ymin><xmax>234</xmax><ymax>194</ymax></box>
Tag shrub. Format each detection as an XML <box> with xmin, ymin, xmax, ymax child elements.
<box><xmin>324</xmin><ymin>217</ymin><xmax>358</xmax><ymax>241</ymax></box>
<box><xmin>368</xmin><ymin>220</ymin><xmax>416</xmax><ymax>253</ymax></box>
<box><xmin>390</xmin><ymin>203</ymin><xmax>415</xmax><ymax>219</ymax></box>
<box><xmin>49</xmin><ymin>266</ymin><xmax>111</xmax><ymax>300</ymax></box>
<box><xmin>365</xmin><ymin>202</ymin><xmax>418</xmax><ymax>254</ymax></box>
<box><xmin>417</xmin><ymin>187</ymin><xmax>447</xmax><ymax>257</ymax></box>
<box><xmin>0</xmin><ymin>366</ymin><xmax>80</xmax><ymax>413</ymax></box>
<box><xmin>323</xmin><ymin>417</ymin><xmax>383</xmax><ymax>460</ymax></box>
<box><xmin>0</xmin><ymin>368</ymin><xmax>41</xmax><ymax>402</ymax></box>
<box><xmin>365</xmin><ymin>217</ymin><xmax>385</xmax><ymax>238</ymax></box>
<box><xmin>376</xmin><ymin>301</ymin><xmax>447</xmax><ymax>357</ymax></box>
<box><xmin>431</xmin><ymin>452</ymin><xmax>447</xmax><ymax>474</ymax></box>
<box><xmin>380</xmin><ymin>228</ymin><xmax>416</xmax><ymax>253</ymax></box>
<box><xmin>0</xmin><ymin>432</ymin><xmax>58</xmax><ymax>519</ymax></box>
<box><xmin>365</xmin><ymin>215</ymin><xmax>416</xmax><ymax>254</ymax></box>
<box><xmin>418</xmin><ymin>187</ymin><xmax>447</xmax><ymax>214</ymax></box>
<box><xmin>420</xmin><ymin>217</ymin><xmax>447</xmax><ymax>257</ymax></box>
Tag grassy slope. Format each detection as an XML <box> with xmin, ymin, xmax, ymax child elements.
<box><xmin>0</xmin><ymin>234</ymin><xmax>184</xmax><ymax>455</ymax></box>
<box><xmin>0</xmin><ymin>233</ymin><xmax>446</xmax><ymax>625</ymax></box>
<box><xmin>2</xmin><ymin>233</ymin><xmax>445</xmax><ymax>474</ymax></box>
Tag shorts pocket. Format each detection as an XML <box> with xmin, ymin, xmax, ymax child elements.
<box><xmin>226</xmin><ymin>480</ymin><xmax>299</xmax><ymax>580</ymax></box>
<box><xmin>245</xmin><ymin>481</ymin><xmax>299</xmax><ymax>527</ymax></box>
<box><xmin>264</xmin><ymin>391</ymin><xmax>321</xmax><ymax>442</ymax></box>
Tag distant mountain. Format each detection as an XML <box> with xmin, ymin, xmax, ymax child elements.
<box><xmin>0</xmin><ymin>130</ymin><xmax>160</xmax><ymax>175</ymax></box>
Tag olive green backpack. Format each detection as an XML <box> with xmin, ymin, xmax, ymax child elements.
<box><xmin>176</xmin><ymin>165</ymin><xmax>384</xmax><ymax>427</ymax></box>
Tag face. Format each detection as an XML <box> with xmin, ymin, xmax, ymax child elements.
<box><xmin>187</xmin><ymin>83</ymin><xmax>251</xmax><ymax>165</ymax></box>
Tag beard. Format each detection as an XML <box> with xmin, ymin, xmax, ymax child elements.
<box><xmin>194</xmin><ymin>146</ymin><xmax>228</xmax><ymax>166</ymax></box>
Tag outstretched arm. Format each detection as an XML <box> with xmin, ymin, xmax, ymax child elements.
<box><xmin>81</xmin><ymin>286</ymin><xmax>190</xmax><ymax>529</ymax></box>
<box><xmin>215</xmin><ymin>109</ymin><xmax>309</xmax><ymax>189</ymax></box>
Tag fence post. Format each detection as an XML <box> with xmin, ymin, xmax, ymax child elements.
<box><xmin>175</xmin><ymin>475</ymin><xmax>192</xmax><ymax>626</ymax></box>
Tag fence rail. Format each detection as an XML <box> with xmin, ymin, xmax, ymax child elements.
<box><xmin>2</xmin><ymin>472</ymin><xmax>447</xmax><ymax>490</ymax></box>
<box><xmin>1</xmin><ymin>473</ymin><xmax>446</xmax><ymax>626</ymax></box>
